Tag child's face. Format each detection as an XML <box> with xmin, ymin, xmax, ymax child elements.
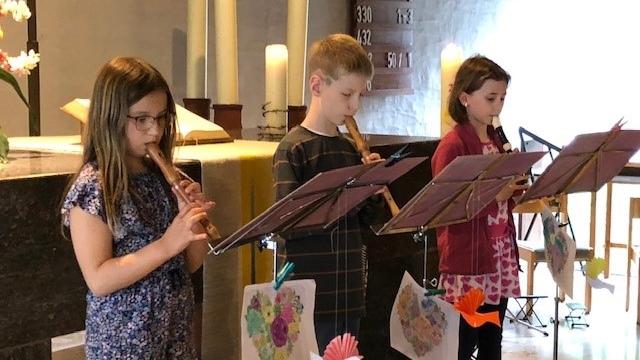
<box><xmin>462</xmin><ymin>79</ymin><xmax>507</xmax><ymax>127</ymax></box>
<box><xmin>125</xmin><ymin>89</ymin><xmax>168</xmax><ymax>159</ymax></box>
<box><xmin>319</xmin><ymin>72</ymin><xmax>369</xmax><ymax>127</ymax></box>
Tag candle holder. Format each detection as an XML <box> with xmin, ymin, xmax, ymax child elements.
<box><xmin>254</xmin><ymin>128</ymin><xmax>286</xmax><ymax>141</ymax></box>
<box><xmin>287</xmin><ymin>105</ymin><xmax>307</xmax><ymax>131</ymax></box>
<box><xmin>258</xmin><ymin>102</ymin><xmax>287</xmax><ymax>139</ymax></box>
<box><xmin>183</xmin><ymin>98</ymin><xmax>212</xmax><ymax>120</ymax></box>
<box><xmin>212</xmin><ymin>103</ymin><xmax>243</xmax><ymax>132</ymax></box>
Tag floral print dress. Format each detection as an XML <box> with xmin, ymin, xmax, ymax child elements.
<box><xmin>61</xmin><ymin>163</ymin><xmax>196</xmax><ymax>359</ymax></box>
<box><xmin>438</xmin><ymin>142</ymin><xmax>521</xmax><ymax>305</ymax></box>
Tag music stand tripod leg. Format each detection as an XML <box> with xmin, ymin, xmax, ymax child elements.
<box><xmin>258</xmin><ymin>233</ymin><xmax>279</xmax><ymax>281</ymax></box>
<box><xmin>553</xmin><ymin>285</ymin><xmax>560</xmax><ymax>360</ymax></box>
<box><xmin>506</xmin><ymin>309</ymin><xmax>549</xmax><ymax>336</ymax></box>
<box><xmin>413</xmin><ymin>227</ymin><xmax>431</xmax><ymax>289</ymax></box>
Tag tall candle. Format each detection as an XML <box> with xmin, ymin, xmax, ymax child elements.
<box><xmin>286</xmin><ymin>0</ymin><xmax>309</xmax><ymax>106</ymax></box>
<box><xmin>214</xmin><ymin>0</ymin><xmax>239</xmax><ymax>104</ymax></box>
<box><xmin>440</xmin><ymin>43</ymin><xmax>463</xmax><ymax>137</ymax></box>
<box><xmin>265</xmin><ymin>44</ymin><xmax>288</xmax><ymax>129</ymax></box>
<box><xmin>186</xmin><ymin>0</ymin><xmax>207</xmax><ymax>98</ymax></box>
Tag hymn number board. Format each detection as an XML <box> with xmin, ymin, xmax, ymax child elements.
<box><xmin>352</xmin><ymin>0</ymin><xmax>415</xmax><ymax>96</ymax></box>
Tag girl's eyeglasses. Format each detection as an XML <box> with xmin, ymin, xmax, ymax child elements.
<box><xmin>127</xmin><ymin>113</ymin><xmax>172</xmax><ymax>131</ymax></box>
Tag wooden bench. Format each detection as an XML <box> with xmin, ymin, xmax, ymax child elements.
<box><xmin>517</xmin><ymin>240</ymin><xmax>594</xmax><ymax>311</ymax></box>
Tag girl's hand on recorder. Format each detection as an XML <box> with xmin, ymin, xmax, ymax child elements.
<box><xmin>174</xmin><ymin>180</ymin><xmax>216</xmax><ymax>211</ymax></box>
<box><xmin>496</xmin><ymin>175</ymin><xmax>529</xmax><ymax>202</ymax></box>
<box><xmin>161</xmin><ymin>203</ymin><xmax>209</xmax><ymax>256</ymax></box>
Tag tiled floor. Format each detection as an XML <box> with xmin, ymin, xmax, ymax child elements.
<box><xmin>53</xmin><ymin>253</ymin><xmax>640</xmax><ymax>359</ymax></box>
<box><xmin>502</xmin><ymin>258</ymin><xmax>640</xmax><ymax>360</ymax></box>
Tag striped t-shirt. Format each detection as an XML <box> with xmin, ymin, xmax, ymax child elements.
<box><xmin>272</xmin><ymin>126</ymin><xmax>367</xmax><ymax>317</ymax></box>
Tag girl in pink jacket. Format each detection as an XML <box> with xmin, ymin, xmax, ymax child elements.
<box><xmin>432</xmin><ymin>55</ymin><xmax>528</xmax><ymax>360</ymax></box>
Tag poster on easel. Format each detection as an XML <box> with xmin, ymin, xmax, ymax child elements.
<box><xmin>541</xmin><ymin>206</ymin><xmax>576</xmax><ymax>298</ymax></box>
<box><xmin>390</xmin><ymin>271</ymin><xmax>459</xmax><ymax>360</ymax></box>
<box><xmin>241</xmin><ymin>279</ymin><xmax>318</xmax><ymax>359</ymax></box>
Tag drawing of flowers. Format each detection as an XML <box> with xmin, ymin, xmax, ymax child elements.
<box><xmin>396</xmin><ymin>284</ymin><xmax>448</xmax><ymax>356</ymax></box>
<box><xmin>245</xmin><ymin>286</ymin><xmax>304</xmax><ymax>359</ymax></box>
<box><xmin>543</xmin><ymin>215</ymin><xmax>568</xmax><ymax>274</ymax></box>
<box><xmin>271</xmin><ymin>316</ymin><xmax>288</xmax><ymax>347</ymax></box>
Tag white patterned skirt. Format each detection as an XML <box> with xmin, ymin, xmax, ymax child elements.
<box><xmin>439</xmin><ymin>235</ymin><xmax>521</xmax><ymax>305</ymax></box>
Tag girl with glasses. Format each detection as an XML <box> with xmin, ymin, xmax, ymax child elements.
<box><xmin>61</xmin><ymin>57</ymin><xmax>211</xmax><ymax>359</ymax></box>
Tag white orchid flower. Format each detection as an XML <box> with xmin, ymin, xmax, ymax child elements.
<box><xmin>6</xmin><ymin>49</ymin><xmax>39</xmax><ymax>76</ymax></box>
<box><xmin>0</xmin><ymin>0</ymin><xmax>30</xmax><ymax>21</ymax></box>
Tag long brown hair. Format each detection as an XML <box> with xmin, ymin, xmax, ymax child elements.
<box><xmin>72</xmin><ymin>57</ymin><xmax>177</xmax><ymax>231</ymax></box>
<box><xmin>448</xmin><ymin>55</ymin><xmax>510</xmax><ymax>124</ymax></box>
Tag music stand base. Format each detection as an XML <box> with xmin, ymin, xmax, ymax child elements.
<box><xmin>553</xmin><ymin>287</ymin><xmax>559</xmax><ymax>360</ymax></box>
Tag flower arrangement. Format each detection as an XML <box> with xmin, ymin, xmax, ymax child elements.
<box><xmin>396</xmin><ymin>283</ymin><xmax>448</xmax><ymax>356</ymax></box>
<box><xmin>0</xmin><ymin>0</ymin><xmax>40</xmax><ymax>163</ymax></box>
<box><xmin>245</xmin><ymin>286</ymin><xmax>304</xmax><ymax>360</ymax></box>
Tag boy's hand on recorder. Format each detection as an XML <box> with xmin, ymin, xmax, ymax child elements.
<box><xmin>361</xmin><ymin>152</ymin><xmax>382</xmax><ymax>164</ymax></box>
<box><xmin>161</xmin><ymin>203</ymin><xmax>209</xmax><ymax>256</ymax></box>
<box><xmin>175</xmin><ymin>180</ymin><xmax>216</xmax><ymax>211</ymax></box>
<box><xmin>496</xmin><ymin>175</ymin><xmax>530</xmax><ymax>202</ymax></box>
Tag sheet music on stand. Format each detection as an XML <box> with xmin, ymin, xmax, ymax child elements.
<box><xmin>519</xmin><ymin>121</ymin><xmax>640</xmax><ymax>202</ymax></box>
<box><xmin>211</xmin><ymin>156</ymin><xmax>428</xmax><ymax>255</ymax></box>
<box><xmin>371</xmin><ymin>151</ymin><xmax>545</xmax><ymax>294</ymax></box>
<box><xmin>375</xmin><ymin>151</ymin><xmax>545</xmax><ymax>235</ymax></box>
<box><xmin>513</xmin><ymin>121</ymin><xmax>640</xmax><ymax>360</ymax></box>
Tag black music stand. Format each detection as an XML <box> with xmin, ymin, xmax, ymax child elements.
<box><xmin>515</xmin><ymin>121</ymin><xmax>640</xmax><ymax>360</ymax></box>
<box><xmin>377</xmin><ymin>151</ymin><xmax>545</xmax><ymax>233</ymax></box>
<box><xmin>375</xmin><ymin>151</ymin><xmax>545</xmax><ymax>289</ymax></box>
<box><xmin>519</xmin><ymin>122</ymin><xmax>640</xmax><ymax>203</ymax></box>
<box><xmin>211</xmin><ymin>156</ymin><xmax>428</xmax><ymax>271</ymax></box>
<box><xmin>518</xmin><ymin>127</ymin><xmax>578</xmax><ymax>241</ymax></box>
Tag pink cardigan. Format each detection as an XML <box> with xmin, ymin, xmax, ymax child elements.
<box><xmin>431</xmin><ymin>122</ymin><xmax>519</xmax><ymax>275</ymax></box>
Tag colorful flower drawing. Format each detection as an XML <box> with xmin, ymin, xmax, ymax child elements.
<box><xmin>396</xmin><ymin>283</ymin><xmax>448</xmax><ymax>356</ymax></box>
<box><xmin>542</xmin><ymin>214</ymin><xmax>568</xmax><ymax>274</ymax></box>
<box><xmin>245</xmin><ymin>286</ymin><xmax>304</xmax><ymax>360</ymax></box>
<box><xmin>540</xmin><ymin>206</ymin><xmax>576</xmax><ymax>298</ymax></box>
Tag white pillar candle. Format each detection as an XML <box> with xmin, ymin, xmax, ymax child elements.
<box><xmin>187</xmin><ymin>0</ymin><xmax>207</xmax><ymax>98</ymax></box>
<box><xmin>286</xmin><ymin>0</ymin><xmax>309</xmax><ymax>106</ymax></box>
<box><xmin>440</xmin><ymin>43</ymin><xmax>463</xmax><ymax>137</ymax></box>
<box><xmin>265</xmin><ymin>44</ymin><xmax>288</xmax><ymax>129</ymax></box>
<box><xmin>213</xmin><ymin>0</ymin><xmax>239</xmax><ymax>104</ymax></box>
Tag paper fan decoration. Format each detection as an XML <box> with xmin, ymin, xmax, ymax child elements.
<box><xmin>323</xmin><ymin>333</ymin><xmax>362</xmax><ymax>360</ymax></box>
<box><xmin>453</xmin><ymin>288</ymin><xmax>500</xmax><ymax>328</ymax></box>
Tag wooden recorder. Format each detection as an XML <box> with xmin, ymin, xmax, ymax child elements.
<box><xmin>344</xmin><ymin>116</ymin><xmax>400</xmax><ymax>216</ymax></box>
<box><xmin>146</xmin><ymin>143</ymin><xmax>221</xmax><ymax>252</ymax></box>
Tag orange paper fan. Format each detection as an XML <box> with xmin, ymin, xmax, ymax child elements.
<box><xmin>323</xmin><ymin>333</ymin><xmax>362</xmax><ymax>360</ymax></box>
<box><xmin>453</xmin><ymin>288</ymin><xmax>501</xmax><ymax>328</ymax></box>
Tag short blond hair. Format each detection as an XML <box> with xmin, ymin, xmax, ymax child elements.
<box><xmin>308</xmin><ymin>33</ymin><xmax>373</xmax><ymax>83</ymax></box>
